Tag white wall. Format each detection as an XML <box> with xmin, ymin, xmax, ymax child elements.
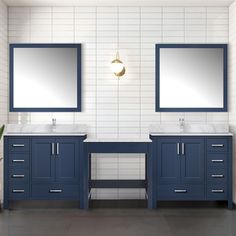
<box><xmin>7</xmin><ymin>6</ymin><xmax>229</xmax><ymax>199</ymax></box>
<box><xmin>0</xmin><ymin>0</ymin><xmax>8</xmax><ymax>201</ymax></box>
<box><xmin>229</xmin><ymin>1</ymin><xmax>236</xmax><ymax>203</ymax></box>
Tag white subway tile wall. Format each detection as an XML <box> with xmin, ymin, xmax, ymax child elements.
<box><xmin>0</xmin><ymin>0</ymin><xmax>8</xmax><ymax>202</ymax></box>
<box><xmin>6</xmin><ymin>6</ymin><xmax>229</xmax><ymax>200</ymax></box>
<box><xmin>229</xmin><ymin>1</ymin><xmax>236</xmax><ymax>203</ymax></box>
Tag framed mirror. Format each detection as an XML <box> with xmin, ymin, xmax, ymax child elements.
<box><xmin>155</xmin><ymin>44</ymin><xmax>227</xmax><ymax>112</ymax></box>
<box><xmin>10</xmin><ymin>44</ymin><xmax>81</xmax><ymax>112</ymax></box>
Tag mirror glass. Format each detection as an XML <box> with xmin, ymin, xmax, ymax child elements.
<box><xmin>156</xmin><ymin>44</ymin><xmax>227</xmax><ymax>112</ymax></box>
<box><xmin>10</xmin><ymin>44</ymin><xmax>81</xmax><ymax>112</ymax></box>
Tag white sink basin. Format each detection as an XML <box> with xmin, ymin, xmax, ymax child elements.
<box><xmin>6</xmin><ymin>124</ymin><xmax>87</xmax><ymax>134</ymax></box>
<box><xmin>149</xmin><ymin>123</ymin><xmax>229</xmax><ymax>134</ymax></box>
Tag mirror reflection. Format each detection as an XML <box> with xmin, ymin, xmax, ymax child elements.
<box><xmin>10</xmin><ymin>44</ymin><xmax>81</xmax><ymax>111</ymax></box>
<box><xmin>156</xmin><ymin>45</ymin><xmax>227</xmax><ymax>111</ymax></box>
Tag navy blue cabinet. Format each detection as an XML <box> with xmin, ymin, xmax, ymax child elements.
<box><xmin>157</xmin><ymin>137</ymin><xmax>180</xmax><ymax>184</ymax></box>
<box><xmin>156</xmin><ymin>137</ymin><xmax>205</xmax><ymax>201</ymax></box>
<box><xmin>32</xmin><ymin>137</ymin><xmax>79</xmax><ymax>183</ymax></box>
<box><xmin>32</xmin><ymin>138</ymin><xmax>55</xmax><ymax>183</ymax></box>
<box><xmin>4</xmin><ymin>135</ymin><xmax>86</xmax><ymax>209</ymax></box>
<box><xmin>151</xmin><ymin>135</ymin><xmax>232</xmax><ymax>208</ymax></box>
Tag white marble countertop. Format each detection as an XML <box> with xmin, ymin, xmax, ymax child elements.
<box><xmin>84</xmin><ymin>138</ymin><xmax>152</xmax><ymax>142</ymax></box>
<box><xmin>150</xmin><ymin>132</ymin><xmax>233</xmax><ymax>136</ymax></box>
<box><xmin>4</xmin><ymin>133</ymin><xmax>87</xmax><ymax>136</ymax></box>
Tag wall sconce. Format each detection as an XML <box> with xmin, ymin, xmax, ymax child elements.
<box><xmin>111</xmin><ymin>51</ymin><xmax>125</xmax><ymax>78</ymax></box>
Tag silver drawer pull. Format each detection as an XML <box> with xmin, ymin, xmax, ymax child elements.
<box><xmin>12</xmin><ymin>144</ymin><xmax>25</xmax><ymax>147</ymax></box>
<box><xmin>12</xmin><ymin>159</ymin><xmax>25</xmax><ymax>163</ymax></box>
<box><xmin>49</xmin><ymin>189</ymin><xmax>62</xmax><ymax>193</ymax></box>
<box><xmin>12</xmin><ymin>189</ymin><xmax>25</xmax><ymax>193</ymax></box>
<box><xmin>12</xmin><ymin>174</ymin><xmax>25</xmax><ymax>178</ymax></box>
<box><xmin>51</xmin><ymin>143</ymin><xmax>55</xmax><ymax>155</ymax></box>
<box><xmin>211</xmin><ymin>174</ymin><xmax>224</xmax><ymax>178</ymax></box>
<box><xmin>56</xmin><ymin>143</ymin><xmax>59</xmax><ymax>155</ymax></box>
<box><xmin>174</xmin><ymin>189</ymin><xmax>187</xmax><ymax>193</ymax></box>
<box><xmin>212</xmin><ymin>189</ymin><xmax>224</xmax><ymax>193</ymax></box>
<box><xmin>177</xmin><ymin>143</ymin><xmax>180</xmax><ymax>155</ymax></box>
<box><xmin>211</xmin><ymin>144</ymin><xmax>224</xmax><ymax>147</ymax></box>
<box><xmin>182</xmin><ymin>143</ymin><xmax>185</xmax><ymax>155</ymax></box>
<box><xmin>211</xmin><ymin>160</ymin><xmax>224</xmax><ymax>163</ymax></box>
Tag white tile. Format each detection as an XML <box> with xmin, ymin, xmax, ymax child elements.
<box><xmin>6</xmin><ymin>5</ymin><xmax>231</xmax><ymax>201</ymax></box>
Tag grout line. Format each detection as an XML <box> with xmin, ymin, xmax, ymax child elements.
<box><xmin>95</xmin><ymin>6</ymin><xmax>98</xmax><ymax>139</ymax></box>
<box><xmin>117</xmin><ymin>6</ymin><xmax>120</xmax><ymax>199</ymax></box>
<box><xmin>73</xmin><ymin>6</ymin><xmax>76</xmax><ymax>124</ymax></box>
<box><xmin>139</xmin><ymin>7</ymin><xmax>142</xmax><ymax>199</ymax></box>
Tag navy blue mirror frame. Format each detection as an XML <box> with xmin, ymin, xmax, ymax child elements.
<box><xmin>155</xmin><ymin>44</ymin><xmax>227</xmax><ymax>112</ymax></box>
<box><xmin>10</xmin><ymin>43</ymin><xmax>82</xmax><ymax>112</ymax></box>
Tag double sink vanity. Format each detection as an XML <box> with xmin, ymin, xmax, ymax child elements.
<box><xmin>3</xmin><ymin>123</ymin><xmax>233</xmax><ymax>209</ymax></box>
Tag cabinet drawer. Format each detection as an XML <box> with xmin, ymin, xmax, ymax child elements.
<box><xmin>207</xmin><ymin>168</ymin><xmax>227</xmax><ymax>184</ymax></box>
<box><xmin>207</xmin><ymin>184</ymin><xmax>227</xmax><ymax>200</ymax></box>
<box><xmin>9</xmin><ymin>138</ymin><xmax>30</xmax><ymax>153</ymax></box>
<box><xmin>9</xmin><ymin>183</ymin><xmax>29</xmax><ymax>199</ymax></box>
<box><xmin>9</xmin><ymin>153</ymin><xmax>29</xmax><ymax>168</ymax></box>
<box><xmin>32</xmin><ymin>184</ymin><xmax>79</xmax><ymax>199</ymax></box>
<box><xmin>207</xmin><ymin>138</ymin><xmax>228</xmax><ymax>153</ymax></box>
<box><xmin>207</xmin><ymin>153</ymin><xmax>227</xmax><ymax>169</ymax></box>
<box><xmin>157</xmin><ymin>185</ymin><xmax>204</xmax><ymax>200</ymax></box>
<box><xmin>9</xmin><ymin>169</ymin><xmax>29</xmax><ymax>183</ymax></box>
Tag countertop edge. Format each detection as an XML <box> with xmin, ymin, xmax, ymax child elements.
<box><xmin>149</xmin><ymin>133</ymin><xmax>234</xmax><ymax>136</ymax></box>
<box><xmin>4</xmin><ymin>133</ymin><xmax>87</xmax><ymax>136</ymax></box>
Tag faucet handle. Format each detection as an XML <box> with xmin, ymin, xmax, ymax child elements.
<box><xmin>52</xmin><ymin>118</ymin><xmax>56</xmax><ymax>126</ymax></box>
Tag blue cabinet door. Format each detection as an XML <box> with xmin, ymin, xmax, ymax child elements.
<box><xmin>180</xmin><ymin>138</ymin><xmax>205</xmax><ymax>184</ymax></box>
<box><xmin>55</xmin><ymin>138</ymin><xmax>79</xmax><ymax>183</ymax></box>
<box><xmin>157</xmin><ymin>137</ymin><xmax>181</xmax><ymax>184</ymax></box>
<box><xmin>32</xmin><ymin>138</ymin><xmax>55</xmax><ymax>183</ymax></box>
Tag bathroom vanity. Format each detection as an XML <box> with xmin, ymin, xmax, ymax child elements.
<box><xmin>149</xmin><ymin>133</ymin><xmax>233</xmax><ymax>209</ymax></box>
<box><xmin>3</xmin><ymin>125</ymin><xmax>87</xmax><ymax>209</ymax></box>
<box><xmin>3</xmin><ymin>124</ymin><xmax>233</xmax><ymax>209</ymax></box>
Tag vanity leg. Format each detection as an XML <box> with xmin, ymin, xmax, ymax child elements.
<box><xmin>228</xmin><ymin>201</ymin><xmax>233</xmax><ymax>210</ymax></box>
<box><xmin>80</xmin><ymin>145</ymin><xmax>89</xmax><ymax>210</ymax></box>
<box><xmin>3</xmin><ymin>199</ymin><xmax>9</xmax><ymax>210</ymax></box>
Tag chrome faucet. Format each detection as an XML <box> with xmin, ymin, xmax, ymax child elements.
<box><xmin>52</xmin><ymin>118</ymin><xmax>56</xmax><ymax>127</ymax></box>
<box><xmin>179</xmin><ymin>118</ymin><xmax>185</xmax><ymax>130</ymax></box>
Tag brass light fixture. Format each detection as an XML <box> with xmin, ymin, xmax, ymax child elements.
<box><xmin>111</xmin><ymin>51</ymin><xmax>125</xmax><ymax>78</ymax></box>
<box><xmin>111</xmin><ymin>8</ymin><xmax>125</xmax><ymax>79</ymax></box>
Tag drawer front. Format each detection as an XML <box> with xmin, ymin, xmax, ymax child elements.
<box><xmin>207</xmin><ymin>168</ymin><xmax>227</xmax><ymax>184</ymax></box>
<box><xmin>207</xmin><ymin>153</ymin><xmax>227</xmax><ymax>169</ymax></box>
<box><xmin>207</xmin><ymin>138</ymin><xmax>228</xmax><ymax>153</ymax></box>
<box><xmin>207</xmin><ymin>184</ymin><xmax>227</xmax><ymax>200</ymax></box>
<box><xmin>9</xmin><ymin>183</ymin><xmax>29</xmax><ymax>199</ymax></box>
<box><xmin>9</xmin><ymin>138</ymin><xmax>30</xmax><ymax>153</ymax></box>
<box><xmin>157</xmin><ymin>185</ymin><xmax>204</xmax><ymax>200</ymax></box>
<box><xmin>9</xmin><ymin>169</ymin><xmax>29</xmax><ymax>184</ymax></box>
<box><xmin>32</xmin><ymin>184</ymin><xmax>79</xmax><ymax>199</ymax></box>
<box><xmin>9</xmin><ymin>153</ymin><xmax>29</xmax><ymax>168</ymax></box>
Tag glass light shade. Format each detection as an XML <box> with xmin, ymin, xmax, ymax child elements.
<box><xmin>111</xmin><ymin>58</ymin><xmax>125</xmax><ymax>77</ymax></box>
